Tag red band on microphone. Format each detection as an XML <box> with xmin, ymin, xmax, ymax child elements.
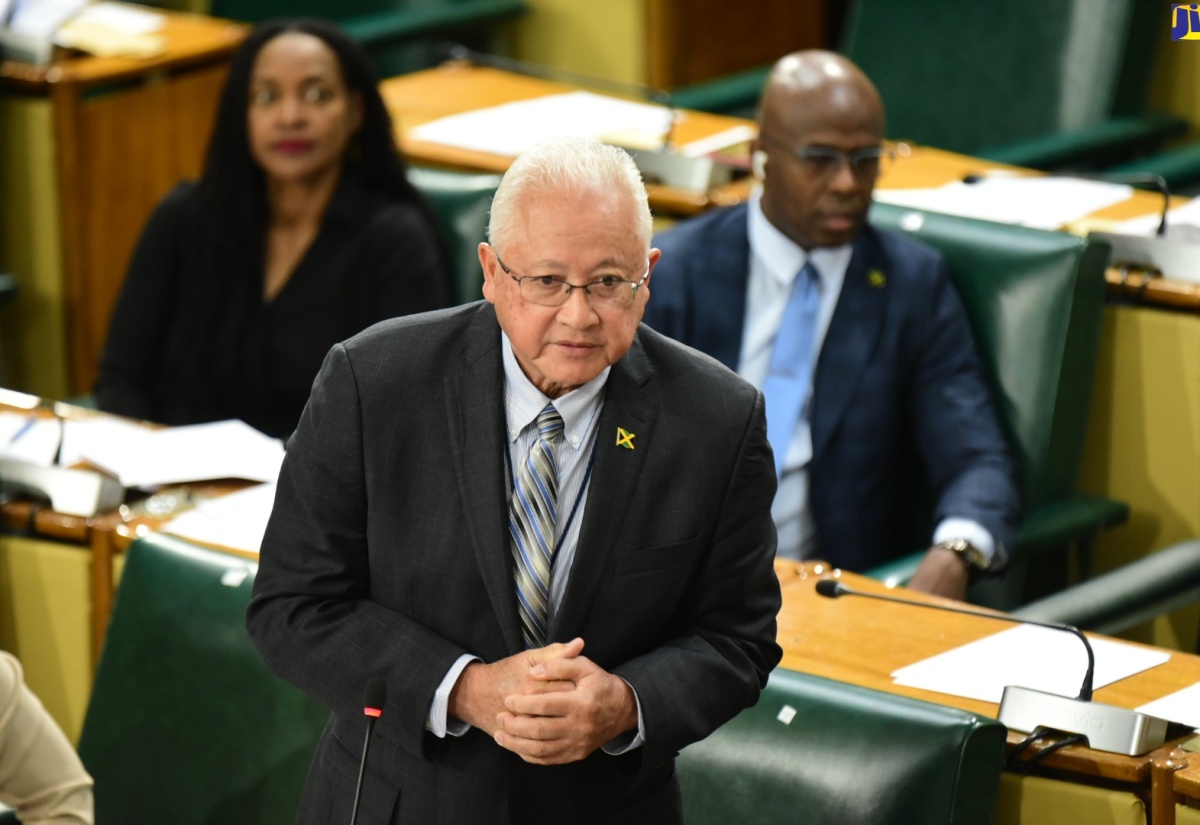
<box><xmin>364</xmin><ymin>707</ymin><xmax>382</xmax><ymax>718</ymax></box>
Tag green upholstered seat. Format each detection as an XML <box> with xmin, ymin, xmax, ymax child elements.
<box><xmin>670</xmin><ymin>0</ymin><xmax>1184</xmax><ymax>171</ymax></box>
<box><xmin>1014</xmin><ymin>538</ymin><xmax>1200</xmax><ymax>651</ymax></box>
<box><xmin>864</xmin><ymin>203</ymin><xmax>1127</xmax><ymax>609</ymax></box>
<box><xmin>677</xmin><ymin>668</ymin><xmax>1006</xmax><ymax>825</ymax></box>
<box><xmin>407</xmin><ymin>165</ymin><xmax>501</xmax><ymax>306</ymax></box>
<box><xmin>78</xmin><ymin>533</ymin><xmax>328</xmax><ymax>825</ymax></box>
<box><xmin>208</xmin><ymin>0</ymin><xmax>527</xmax><ymax>75</ymax></box>
<box><xmin>1111</xmin><ymin>142</ymin><xmax>1200</xmax><ymax>195</ymax></box>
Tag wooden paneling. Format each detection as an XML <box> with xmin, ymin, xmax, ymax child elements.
<box><xmin>70</xmin><ymin>65</ymin><xmax>227</xmax><ymax>394</ymax></box>
<box><xmin>645</xmin><ymin>0</ymin><xmax>831</xmax><ymax>91</ymax></box>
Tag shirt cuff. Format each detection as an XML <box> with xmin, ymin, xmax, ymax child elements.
<box><xmin>426</xmin><ymin>653</ymin><xmax>480</xmax><ymax>738</ymax></box>
<box><xmin>933</xmin><ymin>518</ymin><xmax>1002</xmax><ymax>567</ymax></box>
<box><xmin>600</xmin><ymin>678</ymin><xmax>645</xmax><ymax>755</ymax></box>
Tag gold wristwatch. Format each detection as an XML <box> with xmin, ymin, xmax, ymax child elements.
<box><xmin>936</xmin><ymin>537</ymin><xmax>989</xmax><ymax>571</ymax></box>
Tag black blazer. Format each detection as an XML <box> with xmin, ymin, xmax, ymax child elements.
<box><xmin>246</xmin><ymin>302</ymin><xmax>782</xmax><ymax>824</ymax></box>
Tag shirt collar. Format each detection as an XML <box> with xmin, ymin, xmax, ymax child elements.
<box><xmin>748</xmin><ymin>188</ymin><xmax>853</xmax><ymax>289</ymax></box>
<box><xmin>501</xmin><ymin>332</ymin><xmax>609</xmax><ymax>450</ymax></box>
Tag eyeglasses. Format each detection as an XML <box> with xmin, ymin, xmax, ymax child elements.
<box><xmin>494</xmin><ymin>251</ymin><xmax>649</xmax><ymax>308</ymax></box>
<box><xmin>763</xmin><ymin>138</ymin><xmax>897</xmax><ymax>181</ymax></box>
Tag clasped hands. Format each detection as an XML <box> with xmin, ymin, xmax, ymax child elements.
<box><xmin>448</xmin><ymin>637</ymin><xmax>638</xmax><ymax>765</ymax></box>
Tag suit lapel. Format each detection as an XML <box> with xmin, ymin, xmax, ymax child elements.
<box><xmin>695</xmin><ymin>204</ymin><xmax>752</xmax><ymax>372</ymax></box>
<box><xmin>811</xmin><ymin>230</ymin><xmax>889</xmax><ymax>462</ymax></box>
<box><xmin>443</xmin><ymin>304</ymin><xmax>524</xmax><ymax>653</ymax></box>
<box><xmin>548</xmin><ymin>334</ymin><xmax>657</xmax><ymax>641</ymax></box>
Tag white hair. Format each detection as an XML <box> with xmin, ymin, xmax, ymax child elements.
<box><xmin>487</xmin><ymin>136</ymin><xmax>652</xmax><ymax>251</ymax></box>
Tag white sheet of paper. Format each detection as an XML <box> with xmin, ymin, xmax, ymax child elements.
<box><xmin>407</xmin><ymin>91</ymin><xmax>674</xmax><ymax>157</ymax></box>
<box><xmin>160</xmin><ymin>482</ymin><xmax>277</xmax><ymax>555</ymax></box>
<box><xmin>77</xmin><ymin>419</ymin><xmax>284</xmax><ymax>488</ymax></box>
<box><xmin>875</xmin><ymin>175</ymin><xmax>1133</xmax><ymax>229</ymax></box>
<box><xmin>68</xmin><ymin>2</ymin><xmax>164</xmax><ymax>34</ymax></box>
<box><xmin>1112</xmin><ymin>196</ymin><xmax>1200</xmax><ymax>241</ymax></box>
<box><xmin>1136</xmin><ymin>682</ymin><xmax>1200</xmax><ymax>729</ymax></box>
<box><xmin>0</xmin><ymin>412</ymin><xmax>63</xmax><ymax>465</ymax></box>
<box><xmin>891</xmin><ymin>624</ymin><xmax>1170</xmax><ymax>704</ymax></box>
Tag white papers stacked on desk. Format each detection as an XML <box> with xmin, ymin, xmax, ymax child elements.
<box><xmin>408</xmin><ymin>91</ymin><xmax>675</xmax><ymax>156</ymax></box>
<box><xmin>891</xmin><ymin>624</ymin><xmax>1169</xmax><ymax>704</ymax></box>
<box><xmin>875</xmin><ymin>174</ymin><xmax>1133</xmax><ymax>229</ymax></box>
<box><xmin>74</xmin><ymin>419</ymin><xmax>285</xmax><ymax>489</ymax></box>
<box><xmin>160</xmin><ymin>482</ymin><xmax>277</xmax><ymax>556</ymax></box>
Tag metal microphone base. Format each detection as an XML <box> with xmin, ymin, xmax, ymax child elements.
<box><xmin>998</xmin><ymin>685</ymin><xmax>1169</xmax><ymax>756</ymax></box>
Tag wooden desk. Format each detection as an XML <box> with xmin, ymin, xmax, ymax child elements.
<box><xmin>0</xmin><ymin>12</ymin><xmax>246</xmax><ymax>396</ymax></box>
<box><xmin>379</xmin><ymin>63</ymin><xmax>756</xmax><ymax>216</ymax></box>
<box><xmin>779</xmin><ymin>562</ymin><xmax>1200</xmax><ymax>821</ymax></box>
<box><xmin>875</xmin><ymin>145</ymin><xmax>1200</xmax><ymax>312</ymax></box>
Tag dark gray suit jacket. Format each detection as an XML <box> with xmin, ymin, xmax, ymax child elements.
<box><xmin>246</xmin><ymin>302</ymin><xmax>782</xmax><ymax>825</ymax></box>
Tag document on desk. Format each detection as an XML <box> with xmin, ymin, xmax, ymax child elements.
<box><xmin>160</xmin><ymin>482</ymin><xmax>276</xmax><ymax>556</ymax></box>
<box><xmin>75</xmin><ymin>419</ymin><xmax>284</xmax><ymax>489</ymax></box>
<box><xmin>1137</xmin><ymin>682</ymin><xmax>1200</xmax><ymax>729</ymax></box>
<box><xmin>407</xmin><ymin>91</ymin><xmax>675</xmax><ymax>156</ymax></box>
<box><xmin>874</xmin><ymin>175</ymin><xmax>1133</xmax><ymax>229</ymax></box>
<box><xmin>1111</xmin><ymin>196</ymin><xmax>1200</xmax><ymax>240</ymax></box>
<box><xmin>891</xmin><ymin>624</ymin><xmax>1170</xmax><ymax>703</ymax></box>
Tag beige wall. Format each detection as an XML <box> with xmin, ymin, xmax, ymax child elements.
<box><xmin>512</xmin><ymin>0</ymin><xmax>645</xmax><ymax>87</ymax></box>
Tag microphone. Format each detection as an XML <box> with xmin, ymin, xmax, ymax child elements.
<box><xmin>814</xmin><ymin>579</ymin><xmax>1171</xmax><ymax>755</ymax></box>
<box><xmin>350</xmin><ymin>679</ymin><xmax>387</xmax><ymax>825</ymax></box>
<box><xmin>961</xmin><ymin>170</ymin><xmax>1170</xmax><ymax>237</ymax></box>
<box><xmin>815</xmin><ymin>579</ymin><xmax>1094</xmax><ymax>699</ymax></box>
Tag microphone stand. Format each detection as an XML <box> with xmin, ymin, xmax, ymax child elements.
<box><xmin>816</xmin><ymin>580</ymin><xmax>1170</xmax><ymax>756</ymax></box>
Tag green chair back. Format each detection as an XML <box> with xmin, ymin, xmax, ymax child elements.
<box><xmin>77</xmin><ymin>533</ymin><xmax>328</xmax><ymax>825</ymax></box>
<box><xmin>678</xmin><ymin>668</ymin><xmax>1006</xmax><ymax>825</ymax></box>
<box><xmin>842</xmin><ymin>0</ymin><xmax>1182</xmax><ymax>168</ymax></box>
<box><xmin>208</xmin><ymin>0</ymin><xmax>527</xmax><ymax>76</ymax></box>
<box><xmin>408</xmin><ymin>165</ymin><xmax>501</xmax><ymax>306</ymax></box>
<box><xmin>866</xmin><ymin>204</ymin><xmax>1127</xmax><ymax>607</ymax></box>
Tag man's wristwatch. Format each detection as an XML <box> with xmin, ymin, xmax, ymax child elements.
<box><xmin>935</xmin><ymin>537</ymin><xmax>989</xmax><ymax>571</ymax></box>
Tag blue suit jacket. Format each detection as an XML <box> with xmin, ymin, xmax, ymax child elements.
<box><xmin>643</xmin><ymin>203</ymin><xmax>1019</xmax><ymax>572</ymax></box>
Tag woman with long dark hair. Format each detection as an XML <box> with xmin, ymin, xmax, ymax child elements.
<box><xmin>95</xmin><ymin>18</ymin><xmax>447</xmax><ymax>439</ymax></box>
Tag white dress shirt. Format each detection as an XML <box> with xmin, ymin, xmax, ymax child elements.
<box><xmin>428</xmin><ymin>333</ymin><xmax>644</xmax><ymax>753</ymax></box>
<box><xmin>743</xmin><ymin>190</ymin><xmax>996</xmax><ymax>563</ymax></box>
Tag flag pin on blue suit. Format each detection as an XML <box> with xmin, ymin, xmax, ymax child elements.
<box><xmin>868</xmin><ymin>269</ymin><xmax>886</xmax><ymax>288</ymax></box>
<box><xmin>616</xmin><ymin>427</ymin><xmax>636</xmax><ymax>450</ymax></box>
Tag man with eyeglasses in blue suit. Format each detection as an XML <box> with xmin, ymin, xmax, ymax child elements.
<box><xmin>643</xmin><ymin>51</ymin><xmax>1019</xmax><ymax>601</ymax></box>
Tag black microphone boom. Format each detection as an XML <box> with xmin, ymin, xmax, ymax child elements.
<box><xmin>815</xmin><ymin>578</ymin><xmax>1172</xmax><ymax>755</ymax></box>
<box><xmin>815</xmin><ymin>579</ymin><xmax>1094</xmax><ymax>700</ymax></box>
<box><xmin>350</xmin><ymin>679</ymin><xmax>387</xmax><ymax>825</ymax></box>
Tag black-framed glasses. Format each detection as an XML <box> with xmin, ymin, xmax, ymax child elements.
<box><xmin>763</xmin><ymin>138</ymin><xmax>897</xmax><ymax>181</ymax></box>
<box><xmin>494</xmin><ymin>251</ymin><xmax>649</xmax><ymax>308</ymax></box>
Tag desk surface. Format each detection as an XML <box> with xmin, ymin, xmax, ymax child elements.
<box><xmin>779</xmin><ymin>562</ymin><xmax>1200</xmax><ymax>785</ymax></box>
<box><xmin>379</xmin><ymin>64</ymin><xmax>756</xmax><ymax>216</ymax></box>
<box><xmin>0</xmin><ymin>11</ymin><xmax>246</xmax><ymax>90</ymax></box>
<box><xmin>875</xmin><ymin>146</ymin><xmax>1200</xmax><ymax>311</ymax></box>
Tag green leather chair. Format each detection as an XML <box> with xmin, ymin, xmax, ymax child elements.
<box><xmin>209</xmin><ymin>0</ymin><xmax>527</xmax><ymax>75</ymax></box>
<box><xmin>1014</xmin><ymin>538</ymin><xmax>1200</xmax><ymax>652</ymax></box>
<box><xmin>677</xmin><ymin>668</ymin><xmax>1006</xmax><ymax>825</ymax></box>
<box><xmin>77</xmin><ymin>533</ymin><xmax>328</xmax><ymax>825</ymax></box>
<box><xmin>671</xmin><ymin>0</ymin><xmax>1185</xmax><ymax>171</ymax></box>
<box><xmin>864</xmin><ymin>203</ymin><xmax>1128</xmax><ymax>609</ymax></box>
<box><xmin>407</xmin><ymin>165</ymin><xmax>501</xmax><ymax>306</ymax></box>
<box><xmin>1111</xmin><ymin>142</ymin><xmax>1200</xmax><ymax>196</ymax></box>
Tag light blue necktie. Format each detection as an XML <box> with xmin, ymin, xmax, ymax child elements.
<box><xmin>762</xmin><ymin>261</ymin><xmax>821</xmax><ymax>478</ymax></box>
<box><xmin>509</xmin><ymin>404</ymin><xmax>564</xmax><ymax>649</ymax></box>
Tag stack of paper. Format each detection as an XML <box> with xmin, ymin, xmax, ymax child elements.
<box><xmin>160</xmin><ymin>482</ymin><xmax>277</xmax><ymax>555</ymax></box>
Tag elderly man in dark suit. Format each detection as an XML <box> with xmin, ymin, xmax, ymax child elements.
<box><xmin>246</xmin><ymin>136</ymin><xmax>782</xmax><ymax>825</ymax></box>
<box><xmin>643</xmin><ymin>51</ymin><xmax>1019</xmax><ymax>601</ymax></box>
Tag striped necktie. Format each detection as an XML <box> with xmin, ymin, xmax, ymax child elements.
<box><xmin>509</xmin><ymin>404</ymin><xmax>564</xmax><ymax>649</ymax></box>
<box><xmin>763</xmin><ymin>261</ymin><xmax>821</xmax><ymax>478</ymax></box>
